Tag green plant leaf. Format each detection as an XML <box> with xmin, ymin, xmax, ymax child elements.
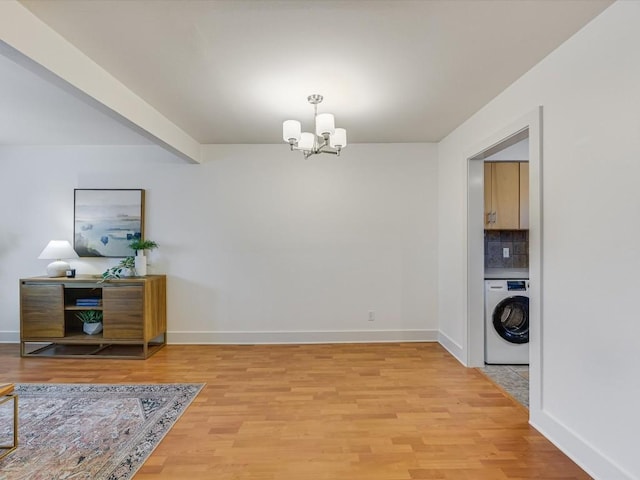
<box><xmin>75</xmin><ymin>310</ymin><xmax>103</xmax><ymax>323</ymax></box>
<box><xmin>128</xmin><ymin>239</ymin><xmax>159</xmax><ymax>252</ymax></box>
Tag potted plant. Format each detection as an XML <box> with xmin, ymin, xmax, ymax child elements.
<box><xmin>128</xmin><ymin>239</ymin><xmax>158</xmax><ymax>277</ymax></box>
<box><xmin>100</xmin><ymin>256</ymin><xmax>136</xmax><ymax>282</ymax></box>
<box><xmin>76</xmin><ymin>310</ymin><xmax>103</xmax><ymax>335</ymax></box>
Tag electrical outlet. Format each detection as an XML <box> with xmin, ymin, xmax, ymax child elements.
<box><xmin>503</xmin><ymin>247</ymin><xmax>510</xmax><ymax>258</ymax></box>
<box><xmin>368</xmin><ymin>311</ymin><xmax>375</xmax><ymax>321</ymax></box>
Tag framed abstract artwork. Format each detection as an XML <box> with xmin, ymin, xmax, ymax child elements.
<box><xmin>74</xmin><ymin>189</ymin><xmax>145</xmax><ymax>257</ymax></box>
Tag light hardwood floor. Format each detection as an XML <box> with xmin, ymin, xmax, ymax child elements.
<box><xmin>0</xmin><ymin>343</ymin><xmax>590</xmax><ymax>479</ymax></box>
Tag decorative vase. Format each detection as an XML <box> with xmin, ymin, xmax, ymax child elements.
<box><xmin>122</xmin><ymin>267</ymin><xmax>135</xmax><ymax>277</ymax></box>
<box><xmin>134</xmin><ymin>253</ymin><xmax>147</xmax><ymax>276</ymax></box>
<box><xmin>83</xmin><ymin>322</ymin><xmax>103</xmax><ymax>335</ymax></box>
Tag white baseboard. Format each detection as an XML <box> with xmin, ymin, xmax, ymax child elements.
<box><xmin>437</xmin><ymin>330</ymin><xmax>466</xmax><ymax>365</ymax></box>
<box><xmin>0</xmin><ymin>331</ymin><xmax>19</xmax><ymax>343</ymax></box>
<box><xmin>168</xmin><ymin>329</ymin><xmax>438</xmax><ymax>344</ymax></box>
<box><xmin>1</xmin><ymin>329</ymin><xmax>437</xmax><ymax>345</ymax></box>
<box><xmin>530</xmin><ymin>409</ymin><xmax>634</xmax><ymax>480</ymax></box>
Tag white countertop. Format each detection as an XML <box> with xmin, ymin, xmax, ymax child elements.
<box><xmin>484</xmin><ymin>268</ymin><xmax>529</xmax><ymax>279</ymax></box>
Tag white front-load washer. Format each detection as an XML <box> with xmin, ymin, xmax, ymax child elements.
<box><xmin>485</xmin><ymin>279</ymin><xmax>529</xmax><ymax>364</ymax></box>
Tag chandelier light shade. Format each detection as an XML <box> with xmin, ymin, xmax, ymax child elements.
<box><xmin>38</xmin><ymin>240</ymin><xmax>79</xmax><ymax>277</ymax></box>
<box><xmin>298</xmin><ymin>132</ymin><xmax>316</xmax><ymax>151</ymax></box>
<box><xmin>330</xmin><ymin>128</ymin><xmax>347</xmax><ymax>149</ymax></box>
<box><xmin>282</xmin><ymin>94</ymin><xmax>347</xmax><ymax>158</ymax></box>
<box><xmin>282</xmin><ymin>119</ymin><xmax>301</xmax><ymax>144</ymax></box>
<box><xmin>315</xmin><ymin>113</ymin><xmax>335</xmax><ymax>136</ymax></box>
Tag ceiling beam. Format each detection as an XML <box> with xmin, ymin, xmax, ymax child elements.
<box><xmin>0</xmin><ymin>1</ymin><xmax>201</xmax><ymax>163</ymax></box>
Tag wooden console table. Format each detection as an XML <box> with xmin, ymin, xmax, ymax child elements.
<box><xmin>20</xmin><ymin>275</ymin><xmax>166</xmax><ymax>359</ymax></box>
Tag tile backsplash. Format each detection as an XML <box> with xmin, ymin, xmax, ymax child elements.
<box><xmin>485</xmin><ymin>230</ymin><xmax>529</xmax><ymax>269</ymax></box>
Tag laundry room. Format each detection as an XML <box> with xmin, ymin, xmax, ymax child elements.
<box><xmin>479</xmin><ymin>134</ymin><xmax>531</xmax><ymax>406</ymax></box>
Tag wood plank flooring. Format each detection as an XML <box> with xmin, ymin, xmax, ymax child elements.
<box><xmin>0</xmin><ymin>342</ymin><xmax>590</xmax><ymax>479</ymax></box>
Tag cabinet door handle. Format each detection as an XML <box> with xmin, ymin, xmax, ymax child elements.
<box><xmin>491</xmin><ymin>212</ymin><xmax>497</xmax><ymax>224</ymax></box>
<box><xmin>486</xmin><ymin>213</ymin><xmax>491</xmax><ymax>225</ymax></box>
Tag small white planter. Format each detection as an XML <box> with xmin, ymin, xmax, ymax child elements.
<box><xmin>83</xmin><ymin>322</ymin><xmax>103</xmax><ymax>335</ymax></box>
<box><xmin>134</xmin><ymin>253</ymin><xmax>147</xmax><ymax>276</ymax></box>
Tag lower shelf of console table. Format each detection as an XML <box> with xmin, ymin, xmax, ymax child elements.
<box><xmin>21</xmin><ymin>335</ymin><xmax>166</xmax><ymax>359</ymax></box>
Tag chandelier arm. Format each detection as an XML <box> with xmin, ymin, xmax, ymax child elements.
<box><xmin>319</xmin><ymin>149</ymin><xmax>338</xmax><ymax>155</ymax></box>
<box><xmin>292</xmin><ymin>146</ymin><xmax>313</xmax><ymax>153</ymax></box>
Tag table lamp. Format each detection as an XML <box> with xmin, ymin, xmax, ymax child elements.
<box><xmin>38</xmin><ymin>240</ymin><xmax>79</xmax><ymax>277</ymax></box>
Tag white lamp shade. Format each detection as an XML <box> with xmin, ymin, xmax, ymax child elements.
<box><xmin>38</xmin><ymin>240</ymin><xmax>78</xmax><ymax>277</ymax></box>
<box><xmin>298</xmin><ymin>132</ymin><xmax>315</xmax><ymax>151</ymax></box>
<box><xmin>282</xmin><ymin>120</ymin><xmax>301</xmax><ymax>143</ymax></box>
<box><xmin>38</xmin><ymin>240</ymin><xmax>79</xmax><ymax>260</ymax></box>
<box><xmin>315</xmin><ymin>113</ymin><xmax>335</xmax><ymax>136</ymax></box>
<box><xmin>330</xmin><ymin>128</ymin><xmax>347</xmax><ymax>149</ymax></box>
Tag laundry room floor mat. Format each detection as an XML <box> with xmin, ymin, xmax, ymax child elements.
<box><xmin>479</xmin><ymin>365</ymin><xmax>529</xmax><ymax>407</ymax></box>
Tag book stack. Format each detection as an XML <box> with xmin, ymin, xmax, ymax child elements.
<box><xmin>76</xmin><ymin>298</ymin><xmax>102</xmax><ymax>307</ymax></box>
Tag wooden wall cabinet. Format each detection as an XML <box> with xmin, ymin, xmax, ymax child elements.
<box><xmin>20</xmin><ymin>275</ymin><xmax>166</xmax><ymax>359</ymax></box>
<box><xmin>484</xmin><ymin>161</ymin><xmax>529</xmax><ymax>230</ymax></box>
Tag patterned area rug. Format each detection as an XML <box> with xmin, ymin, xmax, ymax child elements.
<box><xmin>0</xmin><ymin>383</ymin><xmax>203</xmax><ymax>480</ymax></box>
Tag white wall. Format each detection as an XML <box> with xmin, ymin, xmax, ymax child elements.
<box><xmin>0</xmin><ymin>142</ymin><xmax>438</xmax><ymax>344</ymax></box>
<box><xmin>438</xmin><ymin>2</ymin><xmax>639</xmax><ymax>479</ymax></box>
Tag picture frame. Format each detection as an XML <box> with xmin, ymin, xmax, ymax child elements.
<box><xmin>74</xmin><ymin>189</ymin><xmax>145</xmax><ymax>257</ymax></box>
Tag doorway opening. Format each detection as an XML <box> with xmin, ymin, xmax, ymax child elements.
<box><xmin>466</xmin><ymin>107</ymin><xmax>542</xmax><ymax>415</ymax></box>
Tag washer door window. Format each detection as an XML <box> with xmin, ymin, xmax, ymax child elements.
<box><xmin>492</xmin><ymin>295</ymin><xmax>529</xmax><ymax>344</ymax></box>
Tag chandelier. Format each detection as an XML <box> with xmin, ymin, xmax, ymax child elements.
<box><xmin>282</xmin><ymin>94</ymin><xmax>347</xmax><ymax>159</ymax></box>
